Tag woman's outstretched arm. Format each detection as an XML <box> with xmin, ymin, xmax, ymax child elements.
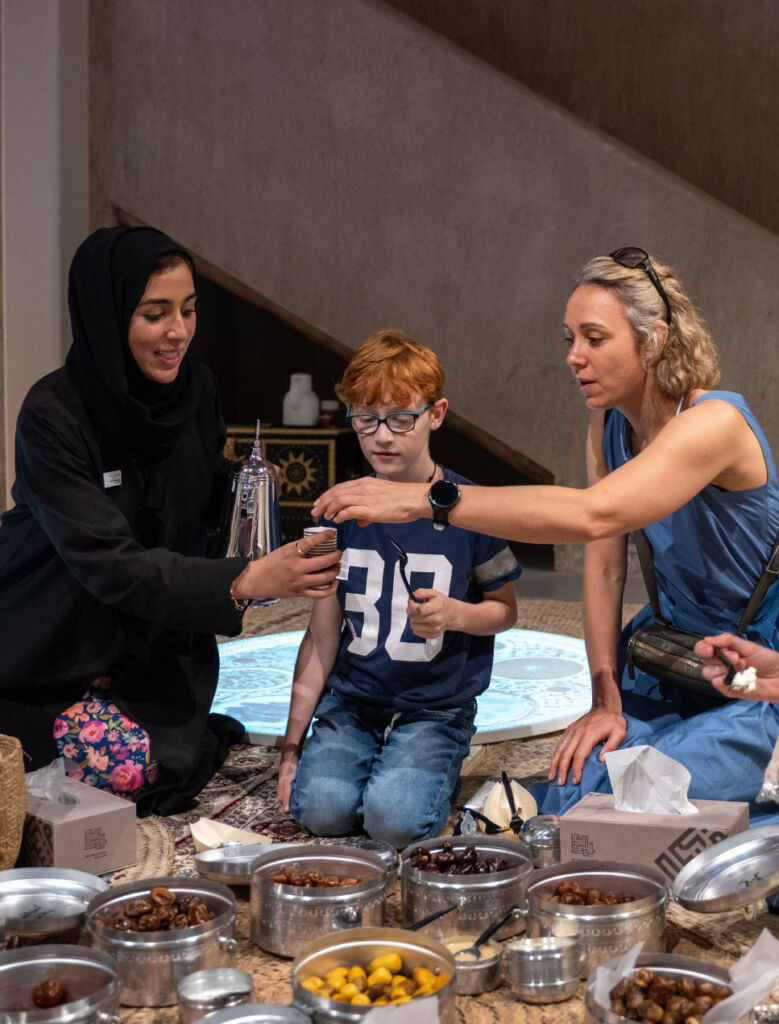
<box><xmin>313</xmin><ymin>401</ymin><xmax>763</xmax><ymax>544</ymax></box>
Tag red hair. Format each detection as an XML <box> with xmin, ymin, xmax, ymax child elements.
<box><xmin>335</xmin><ymin>330</ymin><xmax>445</xmax><ymax>407</ymax></box>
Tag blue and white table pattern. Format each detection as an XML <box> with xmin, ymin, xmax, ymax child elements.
<box><xmin>212</xmin><ymin>628</ymin><xmax>592</xmax><ymax>746</ymax></box>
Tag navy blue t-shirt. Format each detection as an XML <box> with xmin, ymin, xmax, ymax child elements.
<box><xmin>323</xmin><ymin>469</ymin><xmax>521</xmax><ymax>711</ymax></box>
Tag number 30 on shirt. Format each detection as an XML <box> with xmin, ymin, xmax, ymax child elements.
<box><xmin>341</xmin><ymin>548</ymin><xmax>453</xmax><ymax>662</ymax></box>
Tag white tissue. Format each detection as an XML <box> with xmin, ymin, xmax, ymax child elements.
<box><xmin>189</xmin><ymin>817</ymin><xmax>272</xmax><ymax>853</ymax></box>
<box><xmin>757</xmin><ymin>733</ymin><xmax>779</xmax><ymax>803</ymax></box>
<box><xmin>605</xmin><ymin>745</ymin><xmax>698</xmax><ymax>815</ymax></box>
<box><xmin>591</xmin><ymin>942</ymin><xmax>645</xmax><ymax>1010</ymax></box>
<box><xmin>704</xmin><ymin>929</ymin><xmax>779</xmax><ymax>1024</ymax></box>
<box><xmin>731</xmin><ymin>666</ymin><xmax>757</xmax><ymax>693</ymax></box>
<box><xmin>25</xmin><ymin>758</ymin><xmax>77</xmax><ymax>804</ymax></box>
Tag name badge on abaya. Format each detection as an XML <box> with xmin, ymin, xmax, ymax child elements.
<box><xmin>103</xmin><ymin>470</ymin><xmax>122</xmax><ymax>488</ymax></box>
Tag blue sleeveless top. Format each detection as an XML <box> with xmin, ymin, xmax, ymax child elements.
<box><xmin>603</xmin><ymin>391</ymin><xmax>779</xmax><ymax>648</ymax></box>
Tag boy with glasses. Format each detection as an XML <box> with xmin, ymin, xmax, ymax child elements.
<box><xmin>278</xmin><ymin>330</ymin><xmax>520</xmax><ymax>848</ymax></box>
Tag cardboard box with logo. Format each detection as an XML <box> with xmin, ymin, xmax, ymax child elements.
<box><xmin>559</xmin><ymin>792</ymin><xmax>749</xmax><ymax>882</ymax></box>
<box><xmin>19</xmin><ymin>777</ymin><xmax>137</xmax><ymax>874</ymax></box>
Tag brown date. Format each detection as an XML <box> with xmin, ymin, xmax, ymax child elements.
<box><xmin>150</xmin><ymin>886</ymin><xmax>176</xmax><ymax>907</ymax></box>
<box><xmin>33</xmin><ymin>979</ymin><xmax>67</xmax><ymax>1009</ymax></box>
<box><xmin>124</xmin><ymin>897</ymin><xmax>153</xmax><ymax>918</ymax></box>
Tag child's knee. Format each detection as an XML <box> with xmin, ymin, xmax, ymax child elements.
<box><xmin>362</xmin><ymin>778</ymin><xmax>447</xmax><ymax>849</ymax></box>
<box><xmin>289</xmin><ymin>775</ymin><xmax>361</xmax><ymax>837</ymax></box>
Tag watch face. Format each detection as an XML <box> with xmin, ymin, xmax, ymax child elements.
<box><xmin>429</xmin><ymin>479</ymin><xmax>460</xmax><ymax>509</ymax></box>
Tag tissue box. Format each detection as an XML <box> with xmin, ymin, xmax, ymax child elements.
<box><xmin>559</xmin><ymin>793</ymin><xmax>749</xmax><ymax>881</ymax></box>
<box><xmin>19</xmin><ymin>778</ymin><xmax>136</xmax><ymax>874</ymax></box>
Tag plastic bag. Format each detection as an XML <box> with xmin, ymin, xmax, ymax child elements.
<box><xmin>756</xmin><ymin>734</ymin><xmax>779</xmax><ymax>804</ymax></box>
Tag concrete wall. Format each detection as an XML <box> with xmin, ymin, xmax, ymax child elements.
<box><xmin>0</xmin><ymin>0</ymin><xmax>88</xmax><ymax>506</ymax></box>
<box><xmin>90</xmin><ymin>0</ymin><xmax>779</xmax><ymax>568</ymax></box>
<box><xmin>382</xmin><ymin>0</ymin><xmax>779</xmax><ymax>238</ymax></box>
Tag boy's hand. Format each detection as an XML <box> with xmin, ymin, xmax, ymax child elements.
<box><xmin>277</xmin><ymin>754</ymin><xmax>299</xmax><ymax>811</ymax></box>
<box><xmin>406</xmin><ymin>589</ymin><xmax>455</xmax><ymax>638</ymax></box>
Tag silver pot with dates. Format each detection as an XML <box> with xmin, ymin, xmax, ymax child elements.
<box><xmin>85</xmin><ymin>876</ymin><xmax>236</xmax><ymax>1007</ymax></box>
<box><xmin>525</xmin><ymin>860</ymin><xmax>668</xmax><ymax>976</ymax></box>
<box><xmin>585</xmin><ymin>952</ymin><xmax>746</xmax><ymax>1024</ymax></box>
<box><xmin>400</xmin><ymin>836</ymin><xmax>532</xmax><ymax>942</ymax></box>
<box><xmin>250</xmin><ymin>845</ymin><xmax>388</xmax><ymax>959</ymax></box>
<box><xmin>0</xmin><ymin>944</ymin><xmax>120</xmax><ymax>1023</ymax></box>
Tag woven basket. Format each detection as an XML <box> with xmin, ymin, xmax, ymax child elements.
<box><xmin>0</xmin><ymin>735</ymin><xmax>27</xmax><ymax>869</ymax></box>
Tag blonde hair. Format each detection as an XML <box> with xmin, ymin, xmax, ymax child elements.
<box><xmin>335</xmin><ymin>330</ymin><xmax>445</xmax><ymax>407</ymax></box>
<box><xmin>574</xmin><ymin>254</ymin><xmax>720</xmax><ymax>397</ymax></box>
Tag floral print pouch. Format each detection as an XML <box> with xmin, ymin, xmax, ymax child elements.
<box><xmin>53</xmin><ymin>685</ymin><xmax>158</xmax><ymax>798</ymax></box>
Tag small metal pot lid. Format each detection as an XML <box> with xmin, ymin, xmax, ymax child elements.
<box><xmin>673</xmin><ymin>825</ymin><xmax>779</xmax><ymax>913</ymax></box>
<box><xmin>521</xmin><ymin>815</ymin><xmax>561</xmax><ymax>849</ymax></box>
<box><xmin>0</xmin><ymin>867</ymin><xmax>108</xmax><ymax>937</ymax></box>
<box><xmin>195</xmin><ymin>843</ymin><xmax>295</xmax><ymax>886</ymax></box>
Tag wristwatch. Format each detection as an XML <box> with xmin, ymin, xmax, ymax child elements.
<box><xmin>428</xmin><ymin>478</ymin><xmax>461</xmax><ymax>531</ymax></box>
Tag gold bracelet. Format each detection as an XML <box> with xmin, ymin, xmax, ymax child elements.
<box><xmin>230</xmin><ymin>580</ymin><xmax>249</xmax><ymax>612</ymax></box>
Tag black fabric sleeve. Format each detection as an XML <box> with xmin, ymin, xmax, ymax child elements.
<box><xmin>14</xmin><ymin>394</ymin><xmax>247</xmax><ymax>637</ymax></box>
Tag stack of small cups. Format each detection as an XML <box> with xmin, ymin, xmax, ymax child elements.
<box><xmin>302</xmin><ymin>526</ymin><xmax>338</xmax><ymax>588</ymax></box>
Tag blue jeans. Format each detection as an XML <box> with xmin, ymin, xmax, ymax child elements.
<box><xmin>289</xmin><ymin>691</ymin><xmax>477</xmax><ymax>849</ymax></box>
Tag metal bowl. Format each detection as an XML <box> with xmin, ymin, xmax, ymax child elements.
<box><xmin>0</xmin><ymin>943</ymin><xmax>120</xmax><ymax>1023</ymax></box>
<box><xmin>400</xmin><ymin>836</ymin><xmax>532</xmax><ymax>941</ymax></box>
<box><xmin>178</xmin><ymin>967</ymin><xmax>254</xmax><ymax>1024</ymax></box>
<box><xmin>195</xmin><ymin>1006</ymin><xmax>310</xmax><ymax>1024</ymax></box>
<box><xmin>584</xmin><ymin>952</ymin><xmax>742</xmax><ymax>1024</ymax></box>
<box><xmin>250</xmin><ymin>845</ymin><xmax>387</xmax><ymax>958</ymax></box>
<box><xmin>525</xmin><ymin>860</ymin><xmax>668</xmax><ymax>976</ymax></box>
<box><xmin>291</xmin><ymin>926</ymin><xmax>456</xmax><ymax>1023</ymax></box>
<box><xmin>441</xmin><ymin>935</ymin><xmax>503</xmax><ymax>995</ymax></box>
<box><xmin>86</xmin><ymin>876</ymin><xmax>236</xmax><ymax>1007</ymax></box>
<box><xmin>505</xmin><ymin>935</ymin><xmax>582</xmax><ymax>1003</ymax></box>
<box><xmin>521</xmin><ymin>815</ymin><xmax>561</xmax><ymax>869</ymax></box>
<box><xmin>0</xmin><ymin>868</ymin><xmax>108</xmax><ymax>946</ymax></box>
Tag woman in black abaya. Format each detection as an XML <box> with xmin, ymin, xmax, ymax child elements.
<box><xmin>0</xmin><ymin>226</ymin><xmax>339</xmax><ymax>815</ymax></box>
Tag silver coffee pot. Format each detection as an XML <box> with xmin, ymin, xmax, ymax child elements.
<box><xmin>225</xmin><ymin>420</ymin><xmax>281</xmax><ymax>607</ymax></box>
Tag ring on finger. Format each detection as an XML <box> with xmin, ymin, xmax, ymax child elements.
<box><xmin>295</xmin><ymin>541</ymin><xmax>305</xmax><ymax>557</ymax></box>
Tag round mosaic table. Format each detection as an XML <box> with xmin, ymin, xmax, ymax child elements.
<box><xmin>212</xmin><ymin>628</ymin><xmax>592</xmax><ymax>745</ymax></box>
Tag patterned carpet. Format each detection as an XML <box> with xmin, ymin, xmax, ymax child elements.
<box><xmin>112</xmin><ymin>596</ymin><xmax>779</xmax><ymax>1023</ymax></box>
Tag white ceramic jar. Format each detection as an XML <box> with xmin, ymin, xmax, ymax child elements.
<box><xmin>282</xmin><ymin>373</ymin><xmax>319</xmax><ymax>426</ymax></box>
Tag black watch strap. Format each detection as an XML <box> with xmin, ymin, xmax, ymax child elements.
<box><xmin>428</xmin><ymin>478</ymin><xmax>461</xmax><ymax>531</ymax></box>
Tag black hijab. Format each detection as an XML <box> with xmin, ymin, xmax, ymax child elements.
<box><xmin>65</xmin><ymin>226</ymin><xmax>200</xmax><ymax>462</ymax></box>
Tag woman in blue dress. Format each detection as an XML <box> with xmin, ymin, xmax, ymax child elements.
<box><xmin>313</xmin><ymin>248</ymin><xmax>779</xmax><ymax>827</ymax></box>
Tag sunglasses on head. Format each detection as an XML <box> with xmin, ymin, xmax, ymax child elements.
<box><xmin>610</xmin><ymin>247</ymin><xmax>672</xmax><ymax>325</ymax></box>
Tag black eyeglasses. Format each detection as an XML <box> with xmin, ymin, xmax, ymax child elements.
<box><xmin>346</xmin><ymin>402</ymin><xmax>433</xmax><ymax>435</ymax></box>
<box><xmin>610</xmin><ymin>247</ymin><xmax>672</xmax><ymax>325</ymax></box>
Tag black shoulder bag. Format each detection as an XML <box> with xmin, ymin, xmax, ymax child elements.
<box><xmin>626</xmin><ymin>528</ymin><xmax>779</xmax><ymax>696</ymax></box>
